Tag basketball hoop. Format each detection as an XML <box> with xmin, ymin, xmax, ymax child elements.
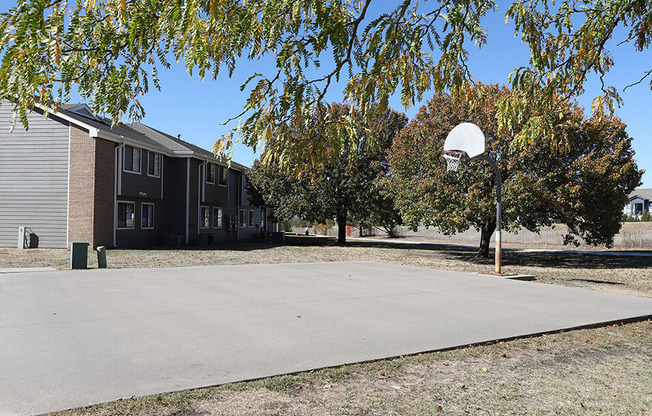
<box><xmin>443</xmin><ymin>150</ymin><xmax>466</xmax><ymax>172</ymax></box>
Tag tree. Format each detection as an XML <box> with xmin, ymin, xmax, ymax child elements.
<box><xmin>1</xmin><ymin>1</ymin><xmax>649</xmax><ymax>166</ymax></box>
<box><xmin>247</xmin><ymin>104</ymin><xmax>407</xmax><ymax>244</ymax></box>
<box><xmin>387</xmin><ymin>84</ymin><xmax>643</xmax><ymax>257</ymax></box>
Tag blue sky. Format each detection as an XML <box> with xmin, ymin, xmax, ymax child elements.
<box><xmin>2</xmin><ymin>1</ymin><xmax>650</xmax><ymax>187</ymax></box>
<box><xmin>133</xmin><ymin>4</ymin><xmax>651</xmax><ymax>188</ymax></box>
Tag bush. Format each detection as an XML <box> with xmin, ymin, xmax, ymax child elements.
<box><xmin>642</xmin><ymin>211</ymin><xmax>651</xmax><ymax>222</ymax></box>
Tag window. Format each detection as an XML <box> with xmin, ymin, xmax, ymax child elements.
<box><xmin>218</xmin><ymin>165</ymin><xmax>228</xmax><ymax>186</ymax></box>
<box><xmin>248</xmin><ymin>210</ymin><xmax>254</xmax><ymax>227</ymax></box>
<box><xmin>201</xmin><ymin>206</ymin><xmax>210</xmax><ymax>228</ymax></box>
<box><xmin>240</xmin><ymin>174</ymin><xmax>248</xmax><ymax>205</ymax></box>
<box><xmin>141</xmin><ymin>203</ymin><xmax>154</xmax><ymax>229</ymax></box>
<box><xmin>123</xmin><ymin>146</ymin><xmax>141</xmax><ymax>173</ymax></box>
<box><xmin>148</xmin><ymin>152</ymin><xmax>161</xmax><ymax>177</ymax></box>
<box><xmin>239</xmin><ymin>209</ymin><xmax>247</xmax><ymax>227</ymax></box>
<box><xmin>118</xmin><ymin>202</ymin><xmax>135</xmax><ymax>229</ymax></box>
<box><xmin>206</xmin><ymin>163</ymin><xmax>215</xmax><ymax>184</ymax></box>
<box><xmin>261</xmin><ymin>209</ymin><xmax>266</xmax><ymax>231</ymax></box>
<box><xmin>213</xmin><ymin>207</ymin><xmax>223</xmax><ymax>228</ymax></box>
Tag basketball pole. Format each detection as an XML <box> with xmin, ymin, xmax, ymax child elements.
<box><xmin>476</xmin><ymin>154</ymin><xmax>502</xmax><ymax>274</ymax></box>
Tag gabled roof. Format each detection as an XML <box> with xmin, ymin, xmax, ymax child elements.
<box><xmin>52</xmin><ymin>104</ymin><xmax>247</xmax><ymax>170</ymax></box>
<box><xmin>628</xmin><ymin>188</ymin><xmax>652</xmax><ymax>202</ymax></box>
<box><xmin>59</xmin><ymin>103</ymin><xmax>102</xmax><ymax>121</ymax></box>
<box><xmin>56</xmin><ymin>104</ymin><xmax>165</xmax><ymax>151</ymax></box>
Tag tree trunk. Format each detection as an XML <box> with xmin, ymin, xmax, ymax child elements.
<box><xmin>479</xmin><ymin>220</ymin><xmax>496</xmax><ymax>258</ymax></box>
<box><xmin>337</xmin><ymin>212</ymin><xmax>347</xmax><ymax>244</ymax></box>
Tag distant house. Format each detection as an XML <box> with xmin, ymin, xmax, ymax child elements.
<box><xmin>623</xmin><ymin>188</ymin><xmax>652</xmax><ymax>217</ymax></box>
<box><xmin>0</xmin><ymin>101</ymin><xmax>274</xmax><ymax>248</ymax></box>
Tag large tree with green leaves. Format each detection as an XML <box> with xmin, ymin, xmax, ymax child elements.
<box><xmin>1</xmin><ymin>0</ymin><xmax>650</xmax><ymax>166</ymax></box>
<box><xmin>388</xmin><ymin>84</ymin><xmax>643</xmax><ymax>257</ymax></box>
<box><xmin>248</xmin><ymin>103</ymin><xmax>407</xmax><ymax>243</ymax></box>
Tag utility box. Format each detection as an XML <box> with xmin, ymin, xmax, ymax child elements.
<box><xmin>29</xmin><ymin>233</ymin><xmax>39</xmax><ymax>248</ymax></box>
<box><xmin>70</xmin><ymin>242</ymin><xmax>89</xmax><ymax>269</ymax></box>
<box><xmin>17</xmin><ymin>226</ymin><xmax>26</xmax><ymax>249</ymax></box>
<box><xmin>270</xmin><ymin>232</ymin><xmax>285</xmax><ymax>244</ymax></box>
<box><xmin>17</xmin><ymin>227</ymin><xmax>39</xmax><ymax>248</ymax></box>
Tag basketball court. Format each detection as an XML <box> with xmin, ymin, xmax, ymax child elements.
<box><xmin>1</xmin><ymin>261</ymin><xmax>651</xmax><ymax>415</ymax></box>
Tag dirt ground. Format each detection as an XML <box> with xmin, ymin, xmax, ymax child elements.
<box><xmin>2</xmin><ymin>236</ymin><xmax>650</xmax><ymax>415</ymax></box>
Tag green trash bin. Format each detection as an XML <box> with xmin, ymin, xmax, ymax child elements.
<box><xmin>70</xmin><ymin>241</ymin><xmax>89</xmax><ymax>269</ymax></box>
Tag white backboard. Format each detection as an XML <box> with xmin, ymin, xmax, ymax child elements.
<box><xmin>443</xmin><ymin>122</ymin><xmax>485</xmax><ymax>158</ymax></box>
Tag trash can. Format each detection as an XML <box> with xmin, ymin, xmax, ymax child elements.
<box><xmin>70</xmin><ymin>241</ymin><xmax>89</xmax><ymax>269</ymax></box>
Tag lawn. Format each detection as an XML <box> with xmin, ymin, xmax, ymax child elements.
<box><xmin>2</xmin><ymin>236</ymin><xmax>650</xmax><ymax>415</ymax></box>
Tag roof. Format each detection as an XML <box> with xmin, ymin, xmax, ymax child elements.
<box><xmin>57</xmin><ymin>104</ymin><xmax>163</xmax><ymax>150</ymax></box>
<box><xmin>53</xmin><ymin>103</ymin><xmax>246</xmax><ymax>170</ymax></box>
<box><xmin>628</xmin><ymin>188</ymin><xmax>652</xmax><ymax>201</ymax></box>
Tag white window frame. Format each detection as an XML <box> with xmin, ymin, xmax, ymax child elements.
<box><xmin>239</xmin><ymin>209</ymin><xmax>247</xmax><ymax>228</ymax></box>
<box><xmin>218</xmin><ymin>165</ymin><xmax>228</xmax><ymax>186</ymax></box>
<box><xmin>241</xmin><ymin>174</ymin><xmax>247</xmax><ymax>205</ymax></box>
<box><xmin>213</xmin><ymin>207</ymin><xmax>223</xmax><ymax>228</ymax></box>
<box><xmin>147</xmin><ymin>151</ymin><xmax>161</xmax><ymax>178</ymax></box>
<box><xmin>206</xmin><ymin>163</ymin><xmax>216</xmax><ymax>184</ymax></box>
<box><xmin>200</xmin><ymin>206</ymin><xmax>210</xmax><ymax>229</ymax></box>
<box><xmin>117</xmin><ymin>201</ymin><xmax>136</xmax><ymax>230</ymax></box>
<box><xmin>123</xmin><ymin>146</ymin><xmax>141</xmax><ymax>174</ymax></box>
<box><xmin>248</xmin><ymin>210</ymin><xmax>254</xmax><ymax>227</ymax></box>
<box><xmin>141</xmin><ymin>203</ymin><xmax>154</xmax><ymax>229</ymax></box>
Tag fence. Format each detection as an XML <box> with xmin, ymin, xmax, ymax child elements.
<box><xmin>392</xmin><ymin>224</ymin><xmax>652</xmax><ymax>249</ymax></box>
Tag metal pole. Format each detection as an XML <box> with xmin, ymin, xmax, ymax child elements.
<box><xmin>476</xmin><ymin>154</ymin><xmax>502</xmax><ymax>274</ymax></box>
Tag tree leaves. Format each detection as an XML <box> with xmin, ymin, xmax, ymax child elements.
<box><xmin>388</xmin><ymin>84</ymin><xmax>643</xmax><ymax>254</ymax></box>
<box><xmin>247</xmin><ymin>104</ymin><xmax>407</xmax><ymax>243</ymax></box>
<box><xmin>0</xmin><ymin>0</ymin><xmax>649</xmax><ymax>163</ymax></box>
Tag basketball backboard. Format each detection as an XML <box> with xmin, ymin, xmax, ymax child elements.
<box><xmin>443</xmin><ymin>122</ymin><xmax>485</xmax><ymax>158</ymax></box>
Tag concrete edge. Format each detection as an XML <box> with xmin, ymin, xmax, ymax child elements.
<box><xmin>0</xmin><ymin>267</ymin><xmax>58</xmax><ymax>274</ymax></box>
<box><xmin>44</xmin><ymin>314</ymin><xmax>652</xmax><ymax>416</ymax></box>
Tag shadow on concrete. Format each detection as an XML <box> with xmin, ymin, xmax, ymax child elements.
<box><xmin>283</xmin><ymin>235</ymin><xmax>652</xmax><ymax>271</ymax></box>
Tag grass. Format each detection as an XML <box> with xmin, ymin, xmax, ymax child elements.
<box><xmin>2</xmin><ymin>235</ymin><xmax>650</xmax><ymax>415</ymax></box>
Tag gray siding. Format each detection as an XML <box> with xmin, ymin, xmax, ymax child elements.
<box><xmin>0</xmin><ymin>105</ymin><xmax>70</xmax><ymax>248</ymax></box>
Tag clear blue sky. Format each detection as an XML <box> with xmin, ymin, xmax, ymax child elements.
<box><xmin>3</xmin><ymin>1</ymin><xmax>650</xmax><ymax>187</ymax></box>
<box><xmin>133</xmin><ymin>3</ymin><xmax>651</xmax><ymax>188</ymax></box>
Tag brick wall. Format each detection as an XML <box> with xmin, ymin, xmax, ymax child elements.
<box><xmin>68</xmin><ymin>125</ymin><xmax>94</xmax><ymax>245</ymax></box>
<box><xmin>68</xmin><ymin>125</ymin><xmax>115</xmax><ymax>248</ymax></box>
<box><xmin>93</xmin><ymin>139</ymin><xmax>115</xmax><ymax>247</ymax></box>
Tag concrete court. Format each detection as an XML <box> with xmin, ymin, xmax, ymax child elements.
<box><xmin>1</xmin><ymin>262</ymin><xmax>651</xmax><ymax>415</ymax></box>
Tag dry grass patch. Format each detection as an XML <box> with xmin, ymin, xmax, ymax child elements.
<box><xmin>2</xmin><ymin>235</ymin><xmax>650</xmax><ymax>297</ymax></box>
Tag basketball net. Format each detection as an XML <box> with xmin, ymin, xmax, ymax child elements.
<box><xmin>443</xmin><ymin>151</ymin><xmax>466</xmax><ymax>172</ymax></box>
